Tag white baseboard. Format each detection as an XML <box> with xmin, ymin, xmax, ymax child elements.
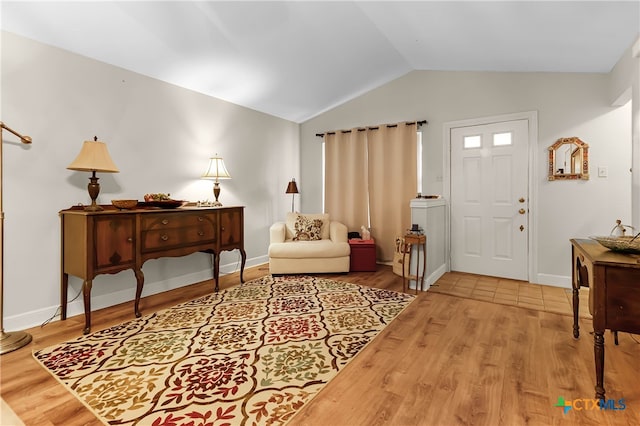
<box><xmin>407</xmin><ymin>263</ymin><xmax>448</xmax><ymax>291</ymax></box>
<box><xmin>426</xmin><ymin>264</ymin><xmax>448</xmax><ymax>288</ymax></box>
<box><xmin>533</xmin><ymin>273</ymin><xmax>571</xmax><ymax>288</ymax></box>
<box><xmin>3</xmin><ymin>255</ymin><xmax>269</xmax><ymax>332</ymax></box>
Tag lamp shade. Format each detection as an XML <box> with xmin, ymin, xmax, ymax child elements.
<box><xmin>286</xmin><ymin>179</ymin><xmax>299</xmax><ymax>194</ymax></box>
<box><xmin>67</xmin><ymin>139</ymin><xmax>119</xmax><ymax>173</ymax></box>
<box><xmin>201</xmin><ymin>156</ymin><xmax>231</xmax><ymax>181</ymax></box>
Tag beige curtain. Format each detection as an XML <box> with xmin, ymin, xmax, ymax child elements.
<box><xmin>324</xmin><ymin>129</ymin><xmax>369</xmax><ymax>232</ymax></box>
<box><xmin>324</xmin><ymin>121</ymin><xmax>418</xmax><ymax>262</ymax></box>
<box><xmin>367</xmin><ymin>122</ymin><xmax>417</xmax><ymax>262</ymax></box>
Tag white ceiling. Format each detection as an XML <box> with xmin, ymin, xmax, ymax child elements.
<box><xmin>2</xmin><ymin>1</ymin><xmax>639</xmax><ymax>123</ymax></box>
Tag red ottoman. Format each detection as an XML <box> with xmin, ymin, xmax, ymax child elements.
<box><xmin>349</xmin><ymin>239</ymin><xmax>377</xmax><ymax>272</ymax></box>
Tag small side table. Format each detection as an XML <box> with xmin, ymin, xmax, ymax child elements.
<box><xmin>402</xmin><ymin>233</ymin><xmax>427</xmax><ymax>294</ymax></box>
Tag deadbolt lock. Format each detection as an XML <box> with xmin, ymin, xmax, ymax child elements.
<box><xmin>519</xmin><ymin>198</ymin><xmax>525</xmax><ymax>203</ymax></box>
<box><xmin>519</xmin><ymin>208</ymin><xmax>526</xmax><ymax>214</ymax></box>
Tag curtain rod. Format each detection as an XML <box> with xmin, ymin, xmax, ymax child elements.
<box><xmin>315</xmin><ymin>119</ymin><xmax>427</xmax><ymax>137</ymax></box>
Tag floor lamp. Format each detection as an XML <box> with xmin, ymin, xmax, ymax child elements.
<box><xmin>0</xmin><ymin>122</ymin><xmax>33</xmax><ymax>355</ymax></box>
<box><xmin>286</xmin><ymin>178</ymin><xmax>299</xmax><ymax>213</ymax></box>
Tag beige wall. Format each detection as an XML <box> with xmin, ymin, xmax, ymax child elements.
<box><xmin>1</xmin><ymin>32</ymin><xmax>299</xmax><ymax>330</ymax></box>
<box><xmin>300</xmin><ymin>69</ymin><xmax>632</xmax><ymax>285</ymax></box>
<box><xmin>609</xmin><ymin>36</ymin><xmax>640</xmax><ymax>227</ymax></box>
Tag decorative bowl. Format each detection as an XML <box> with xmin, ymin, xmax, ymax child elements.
<box><xmin>590</xmin><ymin>235</ymin><xmax>640</xmax><ymax>254</ymax></box>
<box><xmin>111</xmin><ymin>199</ymin><xmax>138</xmax><ymax>210</ymax></box>
<box><xmin>145</xmin><ymin>200</ymin><xmax>186</xmax><ymax>209</ymax></box>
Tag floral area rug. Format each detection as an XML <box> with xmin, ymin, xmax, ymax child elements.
<box><xmin>34</xmin><ymin>275</ymin><xmax>415</xmax><ymax>426</ymax></box>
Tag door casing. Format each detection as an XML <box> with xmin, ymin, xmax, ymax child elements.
<box><xmin>443</xmin><ymin>111</ymin><xmax>538</xmax><ymax>282</ymax></box>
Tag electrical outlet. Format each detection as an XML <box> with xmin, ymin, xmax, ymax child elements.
<box><xmin>598</xmin><ymin>166</ymin><xmax>608</xmax><ymax>177</ymax></box>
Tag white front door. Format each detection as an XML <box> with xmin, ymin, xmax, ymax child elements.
<box><xmin>450</xmin><ymin>119</ymin><xmax>529</xmax><ymax>280</ymax></box>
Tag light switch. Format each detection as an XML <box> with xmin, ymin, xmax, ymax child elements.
<box><xmin>598</xmin><ymin>166</ymin><xmax>608</xmax><ymax>177</ymax></box>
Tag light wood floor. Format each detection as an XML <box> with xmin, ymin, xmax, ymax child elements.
<box><xmin>428</xmin><ymin>271</ymin><xmax>592</xmax><ymax>319</ymax></box>
<box><xmin>1</xmin><ymin>266</ymin><xmax>639</xmax><ymax>425</ymax></box>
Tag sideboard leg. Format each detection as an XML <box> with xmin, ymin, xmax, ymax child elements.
<box><xmin>213</xmin><ymin>253</ymin><xmax>220</xmax><ymax>292</ymax></box>
<box><xmin>572</xmin><ymin>286</ymin><xmax>580</xmax><ymax>338</ymax></box>
<box><xmin>594</xmin><ymin>330</ymin><xmax>606</xmax><ymax>400</ymax></box>
<box><xmin>82</xmin><ymin>279</ymin><xmax>92</xmax><ymax>335</ymax></box>
<box><xmin>574</xmin><ymin>259</ymin><xmax>587</xmax><ymax>339</ymax></box>
<box><xmin>61</xmin><ymin>273</ymin><xmax>69</xmax><ymax>320</ymax></box>
<box><xmin>240</xmin><ymin>249</ymin><xmax>247</xmax><ymax>283</ymax></box>
<box><xmin>134</xmin><ymin>269</ymin><xmax>145</xmax><ymax>318</ymax></box>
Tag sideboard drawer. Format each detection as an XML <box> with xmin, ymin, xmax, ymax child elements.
<box><xmin>142</xmin><ymin>225</ymin><xmax>215</xmax><ymax>252</ymax></box>
<box><xmin>141</xmin><ymin>212</ymin><xmax>216</xmax><ymax>231</ymax></box>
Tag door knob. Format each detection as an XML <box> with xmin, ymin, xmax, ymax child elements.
<box><xmin>519</xmin><ymin>198</ymin><xmax>525</xmax><ymax>203</ymax></box>
<box><xmin>519</xmin><ymin>208</ymin><xmax>526</xmax><ymax>214</ymax></box>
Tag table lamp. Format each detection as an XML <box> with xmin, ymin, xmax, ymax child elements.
<box><xmin>201</xmin><ymin>155</ymin><xmax>231</xmax><ymax>206</ymax></box>
<box><xmin>67</xmin><ymin>136</ymin><xmax>119</xmax><ymax>211</ymax></box>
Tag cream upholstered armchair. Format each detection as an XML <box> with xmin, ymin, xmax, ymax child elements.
<box><xmin>268</xmin><ymin>212</ymin><xmax>350</xmax><ymax>274</ymax></box>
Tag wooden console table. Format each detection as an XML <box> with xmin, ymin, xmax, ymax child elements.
<box><xmin>570</xmin><ymin>238</ymin><xmax>640</xmax><ymax>400</ymax></box>
<box><xmin>60</xmin><ymin>205</ymin><xmax>245</xmax><ymax>334</ymax></box>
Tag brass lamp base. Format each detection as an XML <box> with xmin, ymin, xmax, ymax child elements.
<box><xmin>84</xmin><ymin>172</ymin><xmax>103</xmax><ymax>211</ymax></box>
<box><xmin>213</xmin><ymin>181</ymin><xmax>223</xmax><ymax>206</ymax></box>
<box><xmin>0</xmin><ymin>330</ymin><xmax>32</xmax><ymax>355</ymax></box>
<box><xmin>84</xmin><ymin>204</ymin><xmax>104</xmax><ymax>212</ymax></box>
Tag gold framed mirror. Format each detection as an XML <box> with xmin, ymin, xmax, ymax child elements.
<box><xmin>548</xmin><ymin>137</ymin><xmax>589</xmax><ymax>180</ymax></box>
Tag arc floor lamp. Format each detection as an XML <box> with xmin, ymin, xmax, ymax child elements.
<box><xmin>0</xmin><ymin>122</ymin><xmax>33</xmax><ymax>354</ymax></box>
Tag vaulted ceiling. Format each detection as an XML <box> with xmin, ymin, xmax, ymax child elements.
<box><xmin>2</xmin><ymin>1</ymin><xmax>639</xmax><ymax>123</ymax></box>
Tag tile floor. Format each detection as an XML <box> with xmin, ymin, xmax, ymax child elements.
<box><xmin>429</xmin><ymin>271</ymin><xmax>591</xmax><ymax>318</ymax></box>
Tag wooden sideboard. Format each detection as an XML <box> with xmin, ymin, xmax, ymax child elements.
<box><xmin>60</xmin><ymin>205</ymin><xmax>245</xmax><ymax>334</ymax></box>
<box><xmin>570</xmin><ymin>238</ymin><xmax>640</xmax><ymax>400</ymax></box>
